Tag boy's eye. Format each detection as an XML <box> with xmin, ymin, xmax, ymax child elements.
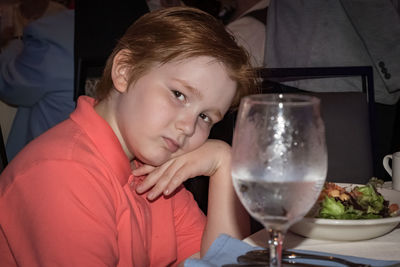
<box><xmin>172</xmin><ymin>90</ymin><xmax>186</xmax><ymax>102</ymax></box>
<box><xmin>199</xmin><ymin>113</ymin><xmax>211</xmax><ymax>124</ymax></box>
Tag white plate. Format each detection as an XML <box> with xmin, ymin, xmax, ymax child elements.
<box><xmin>290</xmin><ymin>183</ymin><xmax>400</xmax><ymax>241</ymax></box>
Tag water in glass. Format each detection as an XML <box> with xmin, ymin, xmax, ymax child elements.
<box><xmin>231</xmin><ymin>94</ymin><xmax>327</xmax><ymax>267</ymax></box>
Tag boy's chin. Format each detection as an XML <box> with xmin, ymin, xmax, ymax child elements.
<box><xmin>136</xmin><ymin>149</ymin><xmax>188</xmax><ymax>166</ymax></box>
<box><xmin>135</xmin><ymin>154</ymin><xmax>169</xmax><ymax>167</ymax></box>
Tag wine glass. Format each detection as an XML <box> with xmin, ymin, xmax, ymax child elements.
<box><xmin>231</xmin><ymin>94</ymin><xmax>327</xmax><ymax>267</ymax></box>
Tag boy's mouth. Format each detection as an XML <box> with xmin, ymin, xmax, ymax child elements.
<box><xmin>163</xmin><ymin>137</ymin><xmax>180</xmax><ymax>153</ymax></box>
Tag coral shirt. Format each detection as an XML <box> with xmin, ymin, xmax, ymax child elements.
<box><xmin>0</xmin><ymin>96</ymin><xmax>206</xmax><ymax>267</ymax></box>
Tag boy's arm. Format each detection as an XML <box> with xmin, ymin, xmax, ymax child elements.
<box><xmin>133</xmin><ymin>139</ymin><xmax>250</xmax><ymax>256</ymax></box>
<box><xmin>200</xmin><ymin>143</ymin><xmax>250</xmax><ymax>256</ymax></box>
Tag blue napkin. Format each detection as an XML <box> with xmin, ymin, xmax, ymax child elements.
<box><xmin>185</xmin><ymin>234</ymin><xmax>400</xmax><ymax>267</ymax></box>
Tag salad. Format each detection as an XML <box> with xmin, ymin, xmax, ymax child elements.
<box><xmin>315</xmin><ymin>180</ymin><xmax>399</xmax><ymax>219</ymax></box>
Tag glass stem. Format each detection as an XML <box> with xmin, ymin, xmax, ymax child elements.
<box><xmin>267</xmin><ymin>228</ymin><xmax>284</xmax><ymax>267</ymax></box>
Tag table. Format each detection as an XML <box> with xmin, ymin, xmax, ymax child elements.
<box><xmin>244</xmin><ymin>226</ymin><xmax>400</xmax><ymax>261</ymax></box>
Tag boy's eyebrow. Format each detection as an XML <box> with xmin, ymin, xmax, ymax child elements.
<box><xmin>173</xmin><ymin>78</ymin><xmax>203</xmax><ymax>99</ymax></box>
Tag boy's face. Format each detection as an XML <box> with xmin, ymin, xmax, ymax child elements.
<box><xmin>112</xmin><ymin>56</ymin><xmax>236</xmax><ymax>165</ymax></box>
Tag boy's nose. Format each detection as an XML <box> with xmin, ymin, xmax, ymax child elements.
<box><xmin>175</xmin><ymin>114</ymin><xmax>197</xmax><ymax>136</ymax></box>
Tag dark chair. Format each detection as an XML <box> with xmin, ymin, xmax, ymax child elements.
<box><xmin>257</xmin><ymin>66</ymin><xmax>376</xmax><ymax>184</ymax></box>
<box><xmin>0</xmin><ymin>123</ymin><xmax>8</xmax><ymax>173</ymax></box>
<box><xmin>257</xmin><ymin>66</ymin><xmax>374</xmax><ymax>104</ymax></box>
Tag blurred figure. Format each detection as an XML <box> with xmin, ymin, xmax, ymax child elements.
<box><xmin>146</xmin><ymin>0</ymin><xmax>182</xmax><ymax>11</ymax></box>
<box><xmin>146</xmin><ymin>0</ymin><xmax>220</xmax><ymax>16</ymax></box>
<box><xmin>392</xmin><ymin>0</ymin><xmax>400</xmax><ymax>14</ymax></box>
<box><xmin>146</xmin><ymin>0</ymin><xmax>269</xmax><ymax>67</ymax></box>
<box><xmin>0</xmin><ymin>0</ymin><xmax>74</xmax><ymax>160</ymax></box>
<box><xmin>225</xmin><ymin>0</ymin><xmax>269</xmax><ymax>67</ymax></box>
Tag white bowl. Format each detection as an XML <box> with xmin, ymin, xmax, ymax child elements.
<box><xmin>290</xmin><ymin>183</ymin><xmax>400</xmax><ymax>241</ymax></box>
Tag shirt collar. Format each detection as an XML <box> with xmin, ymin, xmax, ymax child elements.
<box><xmin>70</xmin><ymin>96</ymin><xmax>131</xmax><ymax>185</ymax></box>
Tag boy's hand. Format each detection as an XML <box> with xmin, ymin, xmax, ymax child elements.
<box><xmin>133</xmin><ymin>139</ymin><xmax>231</xmax><ymax>200</ymax></box>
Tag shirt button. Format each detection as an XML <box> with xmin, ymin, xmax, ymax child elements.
<box><xmin>385</xmin><ymin>73</ymin><xmax>391</xmax><ymax>79</ymax></box>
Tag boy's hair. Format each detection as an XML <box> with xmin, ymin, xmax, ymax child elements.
<box><xmin>95</xmin><ymin>7</ymin><xmax>257</xmax><ymax>108</ymax></box>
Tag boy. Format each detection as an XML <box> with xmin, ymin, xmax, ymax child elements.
<box><xmin>0</xmin><ymin>7</ymin><xmax>256</xmax><ymax>266</ymax></box>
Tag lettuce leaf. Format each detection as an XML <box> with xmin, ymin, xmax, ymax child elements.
<box><xmin>317</xmin><ymin>184</ymin><xmax>385</xmax><ymax>219</ymax></box>
<box><xmin>354</xmin><ymin>184</ymin><xmax>384</xmax><ymax>215</ymax></box>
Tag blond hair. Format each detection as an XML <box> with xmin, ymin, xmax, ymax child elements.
<box><xmin>95</xmin><ymin>7</ymin><xmax>257</xmax><ymax>108</ymax></box>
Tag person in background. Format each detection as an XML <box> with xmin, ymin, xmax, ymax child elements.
<box><xmin>0</xmin><ymin>0</ymin><xmax>75</xmax><ymax>161</ymax></box>
<box><xmin>224</xmin><ymin>0</ymin><xmax>269</xmax><ymax>67</ymax></box>
<box><xmin>146</xmin><ymin>0</ymin><xmax>269</xmax><ymax>67</ymax></box>
<box><xmin>264</xmin><ymin>0</ymin><xmax>400</xmax><ymax>180</ymax></box>
<box><xmin>146</xmin><ymin>0</ymin><xmax>220</xmax><ymax>15</ymax></box>
<box><xmin>0</xmin><ymin>7</ymin><xmax>254</xmax><ymax>266</ymax></box>
<box><xmin>391</xmin><ymin>0</ymin><xmax>400</xmax><ymax>14</ymax></box>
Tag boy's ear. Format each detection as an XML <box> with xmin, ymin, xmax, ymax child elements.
<box><xmin>111</xmin><ymin>49</ymin><xmax>131</xmax><ymax>93</ymax></box>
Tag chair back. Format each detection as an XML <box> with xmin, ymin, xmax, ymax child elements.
<box><xmin>291</xmin><ymin>91</ymin><xmax>373</xmax><ymax>183</ymax></box>
<box><xmin>257</xmin><ymin>66</ymin><xmax>376</xmax><ymax>184</ymax></box>
<box><xmin>211</xmin><ymin>67</ymin><xmax>376</xmax><ymax>183</ymax></box>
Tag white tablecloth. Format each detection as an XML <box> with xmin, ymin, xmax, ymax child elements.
<box><xmin>244</xmin><ymin>226</ymin><xmax>400</xmax><ymax>261</ymax></box>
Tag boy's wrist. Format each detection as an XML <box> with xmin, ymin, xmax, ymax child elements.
<box><xmin>206</xmin><ymin>139</ymin><xmax>232</xmax><ymax>178</ymax></box>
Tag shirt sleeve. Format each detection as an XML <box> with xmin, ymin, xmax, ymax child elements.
<box><xmin>0</xmin><ymin>161</ymin><xmax>119</xmax><ymax>267</ymax></box>
<box><xmin>172</xmin><ymin>185</ymin><xmax>207</xmax><ymax>265</ymax></box>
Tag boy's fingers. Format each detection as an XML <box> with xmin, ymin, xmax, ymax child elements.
<box><xmin>135</xmin><ymin>162</ymin><xmax>173</xmax><ymax>193</ymax></box>
<box><xmin>147</xmin><ymin>177</ymin><xmax>171</xmax><ymax>200</ymax></box>
<box><xmin>163</xmin><ymin>176</ymin><xmax>182</xmax><ymax>195</ymax></box>
<box><xmin>146</xmin><ymin>164</ymin><xmax>183</xmax><ymax>199</ymax></box>
<box><xmin>135</xmin><ymin>173</ymin><xmax>159</xmax><ymax>193</ymax></box>
<box><xmin>132</xmin><ymin>164</ymin><xmax>155</xmax><ymax>176</ymax></box>
<box><xmin>163</xmin><ymin>164</ymin><xmax>194</xmax><ymax>195</ymax></box>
